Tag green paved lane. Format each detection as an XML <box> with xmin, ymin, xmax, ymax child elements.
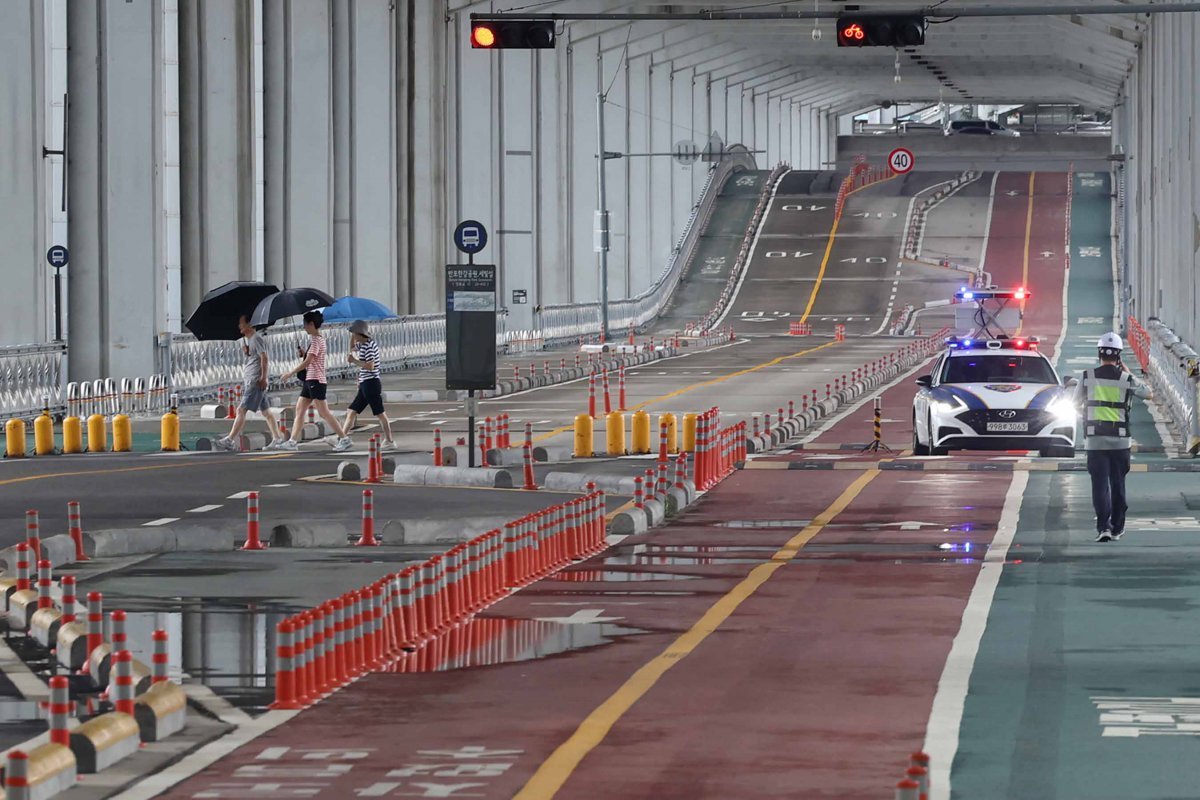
<box><xmin>949</xmin><ymin>173</ymin><xmax>1200</xmax><ymax>798</ymax></box>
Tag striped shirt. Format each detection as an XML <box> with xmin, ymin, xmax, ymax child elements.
<box><xmin>356</xmin><ymin>338</ymin><xmax>381</xmax><ymax>382</ymax></box>
<box><xmin>306</xmin><ymin>334</ymin><xmax>328</xmax><ymax>383</ymax></box>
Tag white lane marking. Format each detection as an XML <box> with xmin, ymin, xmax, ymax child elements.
<box><xmin>113</xmin><ymin>708</ymin><xmax>301</xmax><ymax>800</ymax></box>
<box><xmin>0</xmin><ymin>638</ymin><xmax>50</xmax><ymax>701</ymax></box>
<box><xmin>262</xmin><ymin>483</ymin><xmax>291</xmax><ymax>488</ymax></box>
<box><xmin>712</xmin><ymin>168</ymin><xmax>792</xmax><ymax>329</ymax></box>
<box><xmin>978</xmin><ymin>170</ymin><xmax>1000</xmax><ymax>273</ymax></box>
<box><xmin>142</xmin><ymin>518</ymin><xmax>179</xmax><ymax>527</ymax></box>
<box><xmin>186</xmin><ymin>505</ymin><xmax>222</xmax><ymax>513</ymax></box>
<box><xmin>226</xmin><ymin>491</ymin><xmax>253</xmax><ymax>500</ymax></box>
<box><xmin>923</xmin><ymin>469</ymin><xmax>1028</xmax><ymax>800</ymax></box>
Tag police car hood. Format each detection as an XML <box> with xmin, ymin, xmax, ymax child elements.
<box><xmin>932</xmin><ymin>381</ymin><xmax>1066</xmax><ymax>410</ymax></box>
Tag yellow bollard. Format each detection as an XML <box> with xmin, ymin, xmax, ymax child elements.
<box><xmin>5</xmin><ymin>418</ymin><xmax>27</xmax><ymax>458</ymax></box>
<box><xmin>112</xmin><ymin>414</ymin><xmax>132</xmax><ymax>452</ymax></box>
<box><xmin>62</xmin><ymin>416</ymin><xmax>82</xmax><ymax>454</ymax></box>
<box><xmin>161</xmin><ymin>408</ymin><xmax>180</xmax><ymax>452</ymax></box>
<box><xmin>573</xmin><ymin>414</ymin><xmax>594</xmax><ymax>458</ymax></box>
<box><xmin>34</xmin><ymin>412</ymin><xmax>55</xmax><ymax>455</ymax></box>
<box><xmin>683</xmin><ymin>412</ymin><xmax>698</xmax><ymax>452</ymax></box>
<box><xmin>660</xmin><ymin>412</ymin><xmax>678</xmax><ymax>454</ymax></box>
<box><xmin>605</xmin><ymin>411</ymin><xmax>626</xmax><ymax>456</ymax></box>
<box><xmin>630</xmin><ymin>410</ymin><xmax>651</xmax><ymax>454</ymax></box>
<box><xmin>87</xmin><ymin>414</ymin><xmax>107</xmax><ymax>453</ymax></box>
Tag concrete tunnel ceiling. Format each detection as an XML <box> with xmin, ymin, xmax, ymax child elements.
<box><xmin>528</xmin><ymin>0</ymin><xmax>1149</xmax><ymax>114</ymax></box>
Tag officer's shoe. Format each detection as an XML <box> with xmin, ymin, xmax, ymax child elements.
<box><xmin>1095</xmin><ymin>529</ymin><xmax>1113</xmax><ymax>543</ymax></box>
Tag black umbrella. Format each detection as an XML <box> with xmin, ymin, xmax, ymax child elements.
<box><xmin>184</xmin><ymin>281</ymin><xmax>279</xmax><ymax>340</ymax></box>
<box><xmin>249</xmin><ymin>287</ymin><xmax>337</xmax><ymax>328</ymax></box>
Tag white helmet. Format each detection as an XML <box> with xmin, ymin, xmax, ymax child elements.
<box><xmin>1097</xmin><ymin>332</ymin><xmax>1123</xmax><ymax>352</ymax></box>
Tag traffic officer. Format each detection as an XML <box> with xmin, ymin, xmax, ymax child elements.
<box><xmin>1072</xmin><ymin>332</ymin><xmax>1152</xmax><ymax>542</ymax></box>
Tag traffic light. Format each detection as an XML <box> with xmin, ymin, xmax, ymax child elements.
<box><xmin>470</xmin><ymin>20</ymin><xmax>555</xmax><ymax>49</ymax></box>
<box><xmin>837</xmin><ymin>16</ymin><xmax>925</xmax><ymax>47</ymax></box>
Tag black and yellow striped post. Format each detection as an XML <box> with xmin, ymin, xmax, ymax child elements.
<box><xmin>861</xmin><ymin>396</ymin><xmax>895</xmax><ymax>453</ymax></box>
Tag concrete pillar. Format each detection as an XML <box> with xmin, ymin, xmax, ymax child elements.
<box><xmin>178</xmin><ymin>0</ymin><xmax>254</xmax><ymax>316</ymax></box>
<box><xmin>0</xmin><ymin>3</ymin><xmax>48</xmax><ymax>347</ymax></box>
<box><xmin>68</xmin><ymin>0</ymin><xmax>163</xmax><ymax>380</ymax></box>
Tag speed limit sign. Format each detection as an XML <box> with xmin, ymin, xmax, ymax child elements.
<box><xmin>888</xmin><ymin>147</ymin><xmax>915</xmax><ymax>174</ymax></box>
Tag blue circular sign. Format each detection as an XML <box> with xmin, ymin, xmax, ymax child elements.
<box><xmin>46</xmin><ymin>245</ymin><xmax>69</xmax><ymax>269</ymax></box>
<box><xmin>453</xmin><ymin>220</ymin><xmax>488</xmax><ymax>255</ymax></box>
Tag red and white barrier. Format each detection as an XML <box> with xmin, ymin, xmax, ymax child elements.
<box><xmin>271</xmin><ymin>491</ymin><xmax>610</xmax><ymax>709</ymax></box>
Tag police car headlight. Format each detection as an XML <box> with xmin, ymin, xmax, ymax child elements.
<box><xmin>1046</xmin><ymin>396</ymin><xmax>1077</xmax><ymax>422</ymax></box>
<box><xmin>931</xmin><ymin>397</ymin><xmax>967</xmax><ymax>416</ymax></box>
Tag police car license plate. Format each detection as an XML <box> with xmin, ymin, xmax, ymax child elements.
<box><xmin>986</xmin><ymin>422</ymin><xmax>1028</xmax><ymax>432</ymax></box>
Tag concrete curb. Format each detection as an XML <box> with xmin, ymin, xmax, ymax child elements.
<box><xmin>532</xmin><ymin>445</ymin><xmax>574</xmax><ymax>462</ymax></box>
<box><xmin>542</xmin><ymin>472</ymin><xmax>637</xmax><ymax>495</ymax></box>
<box><xmin>271</xmin><ymin>523</ymin><xmax>349</xmax><ymax>548</ymax></box>
<box><xmin>382</xmin><ymin>516</ymin><xmax>513</xmax><ymax>545</ymax></box>
<box><xmin>334</xmin><ymin>456</ymin><xmax>398</xmax><ymax>481</ymax></box>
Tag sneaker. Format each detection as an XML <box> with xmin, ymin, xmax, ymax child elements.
<box><xmin>275</xmin><ymin>439</ymin><xmax>299</xmax><ymax>452</ymax></box>
<box><xmin>213</xmin><ymin>437</ymin><xmax>236</xmax><ymax>452</ymax></box>
<box><xmin>263</xmin><ymin>438</ymin><xmax>287</xmax><ymax>451</ymax></box>
<box><xmin>1095</xmin><ymin>530</ymin><xmax>1113</xmax><ymax>543</ymax></box>
<box><xmin>1111</xmin><ymin>529</ymin><xmax>1124</xmax><ymax>541</ymax></box>
<box><xmin>332</xmin><ymin>436</ymin><xmax>354</xmax><ymax>453</ymax></box>
<box><xmin>380</xmin><ymin>440</ymin><xmax>398</xmax><ymax>453</ymax></box>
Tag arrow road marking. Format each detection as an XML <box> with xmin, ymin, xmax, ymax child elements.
<box><xmin>534</xmin><ymin>609</ymin><xmax>623</xmax><ymax>625</ymax></box>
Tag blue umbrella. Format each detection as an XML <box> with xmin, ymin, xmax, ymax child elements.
<box><xmin>321</xmin><ymin>296</ymin><xmax>397</xmax><ymax>322</ymax></box>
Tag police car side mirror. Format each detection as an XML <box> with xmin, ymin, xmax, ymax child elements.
<box><xmin>915</xmin><ymin>375</ymin><xmax>932</xmax><ymax>388</ymax></box>
<box><xmin>1063</xmin><ymin>377</ymin><xmax>1078</xmax><ymax>388</ymax></box>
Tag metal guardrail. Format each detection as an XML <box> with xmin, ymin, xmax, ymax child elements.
<box><xmin>0</xmin><ymin>342</ymin><xmax>67</xmax><ymax>419</ymax></box>
<box><xmin>1141</xmin><ymin>317</ymin><xmax>1200</xmax><ymax>454</ymax></box>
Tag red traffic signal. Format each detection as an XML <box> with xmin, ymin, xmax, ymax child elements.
<box><xmin>837</xmin><ymin>16</ymin><xmax>924</xmax><ymax>47</ymax></box>
<box><xmin>471</xmin><ymin>20</ymin><xmax>555</xmax><ymax>50</ymax></box>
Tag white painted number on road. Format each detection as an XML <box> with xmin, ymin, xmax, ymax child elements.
<box><xmin>765</xmin><ymin>251</ymin><xmax>813</xmax><ymax>258</ymax></box>
<box><xmin>1094</xmin><ymin>696</ymin><xmax>1200</xmax><ymax>737</ymax></box>
<box><xmin>700</xmin><ymin>256</ymin><xmax>726</xmax><ymax>274</ymax></box>
<box><xmin>839</xmin><ymin>256</ymin><xmax>889</xmax><ymax>264</ymax></box>
<box><xmin>1079</xmin><ymin>246</ymin><xmax>1101</xmax><ymax>258</ymax></box>
<box><xmin>1077</xmin><ymin>317</ymin><xmax>1105</xmax><ymax>324</ymax></box>
<box><xmin>1081</xmin><ymin>178</ymin><xmax>1103</xmax><ymax>187</ymax></box>
<box><xmin>780</xmin><ymin>204</ymin><xmax>827</xmax><ymax>211</ymax></box>
<box><xmin>735</xmin><ymin>176</ymin><xmax>757</xmax><ymax>187</ymax></box>
<box><xmin>850</xmin><ymin>211</ymin><xmax>899</xmax><ymax>219</ymax></box>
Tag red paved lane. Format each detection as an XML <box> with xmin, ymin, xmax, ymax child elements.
<box><xmin>161</xmin><ymin>466</ymin><xmax>1009</xmax><ymax>800</ymax></box>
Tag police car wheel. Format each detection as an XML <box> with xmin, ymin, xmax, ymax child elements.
<box><xmin>912</xmin><ymin>412</ymin><xmax>930</xmax><ymax>455</ymax></box>
<box><xmin>927</xmin><ymin>414</ymin><xmax>949</xmax><ymax>455</ymax></box>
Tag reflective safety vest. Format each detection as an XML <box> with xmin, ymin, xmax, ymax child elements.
<box><xmin>1082</xmin><ymin>365</ymin><xmax>1132</xmax><ymax>438</ymax></box>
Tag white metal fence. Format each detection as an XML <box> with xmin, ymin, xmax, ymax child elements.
<box><xmin>1143</xmin><ymin>318</ymin><xmax>1200</xmax><ymax>453</ymax></box>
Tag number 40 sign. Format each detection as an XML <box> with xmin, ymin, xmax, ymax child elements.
<box><xmin>888</xmin><ymin>147</ymin><xmax>915</xmax><ymax>174</ymax></box>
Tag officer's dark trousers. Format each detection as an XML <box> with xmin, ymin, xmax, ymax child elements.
<box><xmin>1087</xmin><ymin>448</ymin><xmax>1131</xmax><ymax>533</ymax></box>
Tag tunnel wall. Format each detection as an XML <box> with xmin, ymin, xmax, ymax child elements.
<box><xmin>0</xmin><ymin>0</ymin><xmax>835</xmax><ymax>379</ymax></box>
<box><xmin>1117</xmin><ymin>13</ymin><xmax>1200</xmax><ymax>343</ymax></box>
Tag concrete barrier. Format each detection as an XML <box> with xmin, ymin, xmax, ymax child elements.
<box><xmin>335</xmin><ymin>456</ymin><xmax>399</xmax><ymax>481</ymax></box>
<box><xmin>382</xmin><ymin>389</ymin><xmax>439</xmax><ymax>403</ymax></box>
<box><xmin>543</xmin><ymin>471</ymin><xmax>637</xmax><ymax>495</ymax></box>
<box><xmin>134</xmin><ymin>681</ymin><xmax>187</xmax><ymax>742</ymax></box>
<box><xmin>70</xmin><ymin>712</ymin><xmax>140</xmax><ymax>773</ymax></box>
<box><xmin>271</xmin><ymin>523</ymin><xmax>350</xmax><ymax>548</ymax></box>
<box><xmin>84</xmin><ymin>525</ymin><xmax>238</xmax><ymax>557</ymax></box>
<box><xmin>11</xmin><ymin>743</ymin><xmax>77</xmax><ymax>800</ymax></box>
<box><xmin>381</xmin><ymin>515</ymin><xmax>512</xmax><ymax>545</ymax></box>
<box><xmin>532</xmin><ymin>444</ymin><xmax>574</xmax><ymax>462</ymax></box>
<box><xmin>28</xmin><ymin>606</ymin><xmax>63</xmax><ymax>649</ymax></box>
<box><xmin>56</xmin><ymin>620</ymin><xmax>89</xmax><ymax>669</ymax></box>
<box><xmin>7</xmin><ymin>588</ymin><xmax>38</xmax><ymax>631</ymax></box>
<box><xmin>392</xmin><ymin>465</ymin><xmax>515</xmax><ymax>489</ymax></box>
<box><xmin>610</xmin><ymin>508</ymin><xmax>648</xmax><ymax>536</ymax></box>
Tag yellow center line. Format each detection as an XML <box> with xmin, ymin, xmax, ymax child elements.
<box><xmin>799</xmin><ymin>173</ymin><xmax>901</xmax><ymax>324</ymax></box>
<box><xmin>532</xmin><ymin>341</ymin><xmax>839</xmax><ymax>444</ymax></box>
<box><xmin>513</xmin><ymin>468</ymin><xmax>880</xmax><ymax>799</ymax></box>
<box><xmin>1016</xmin><ymin>171</ymin><xmax>1037</xmax><ymax>335</ymax></box>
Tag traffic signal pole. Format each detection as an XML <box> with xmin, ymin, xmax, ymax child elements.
<box><xmin>595</xmin><ymin>79</ymin><xmax>610</xmax><ymax>343</ymax></box>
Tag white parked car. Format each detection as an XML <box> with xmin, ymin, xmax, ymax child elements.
<box><xmin>912</xmin><ymin>336</ymin><xmax>1076</xmax><ymax>457</ymax></box>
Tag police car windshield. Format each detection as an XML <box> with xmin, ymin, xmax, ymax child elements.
<box><xmin>943</xmin><ymin>354</ymin><xmax>1057</xmax><ymax>384</ymax></box>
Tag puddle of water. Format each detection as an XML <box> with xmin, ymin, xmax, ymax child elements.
<box><xmin>382</xmin><ymin>616</ymin><xmax>646</xmax><ymax>673</ymax></box>
<box><xmin>604</xmin><ymin>543</ymin><xmax>770</xmax><ymax>566</ymax></box>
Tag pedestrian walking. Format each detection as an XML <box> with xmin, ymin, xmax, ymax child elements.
<box><xmin>276</xmin><ymin>310</ymin><xmax>353</xmax><ymax>452</ymax></box>
<box><xmin>1073</xmin><ymin>332</ymin><xmax>1152</xmax><ymax>542</ymax></box>
<box><xmin>342</xmin><ymin>320</ymin><xmax>397</xmax><ymax>451</ymax></box>
<box><xmin>214</xmin><ymin>316</ymin><xmax>283</xmax><ymax>451</ymax></box>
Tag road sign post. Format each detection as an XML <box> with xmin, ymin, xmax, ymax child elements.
<box><xmin>46</xmin><ymin>246</ymin><xmax>69</xmax><ymax>342</ymax></box>
<box><xmin>888</xmin><ymin>147</ymin><xmax>915</xmax><ymax>175</ymax></box>
<box><xmin>450</xmin><ymin>221</ymin><xmax>495</xmax><ymax>469</ymax></box>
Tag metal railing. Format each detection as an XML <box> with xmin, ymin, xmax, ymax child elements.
<box><xmin>1141</xmin><ymin>317</ymin><xmax>1200</xmax><ymax>453</ymax></box>
<box><xmin>0</xmin><ymin>342</ymin><xmax>67</xmax><ymax>419</ymax></box>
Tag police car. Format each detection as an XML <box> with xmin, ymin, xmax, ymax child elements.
<box><xmin>912</xmin><ymin>335</ymin><xmax>1077</xmax><ymax>457</ymax></box>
